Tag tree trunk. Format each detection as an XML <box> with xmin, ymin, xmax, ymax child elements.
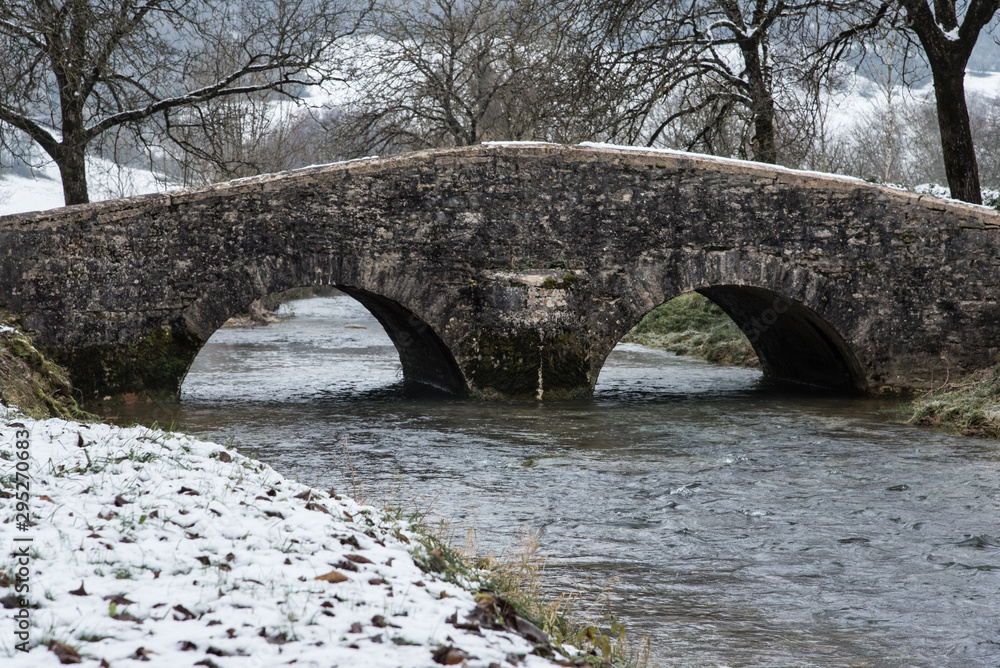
<box><xmin>930</xmin><ymin>62</ymin><xmax>982</xmax><ymax>204</ymax></box>
<box><xmin>57</xmin><ymin>142</ymin><xmax>91</xmax><ymax>206</ymax></box>
<box><xmin>58</xmin><ymin>85</ymin><xmax>91</xmax><ymax>205</ymax></box>
<box><xmin>742</xmin><ymin>42</ymin><xmax>778</xmax><ymax>164</ymax></box>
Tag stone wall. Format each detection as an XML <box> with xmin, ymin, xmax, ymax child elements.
<box><xmin>1</xmin><ymin>143</ymin><xmax>998</xmax><ymax>400</ymax></box>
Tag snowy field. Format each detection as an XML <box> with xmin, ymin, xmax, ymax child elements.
<box><xmin>0</xmin><ymin>410</ymin><xmax>564</xmax><ymax>667</ymax></box>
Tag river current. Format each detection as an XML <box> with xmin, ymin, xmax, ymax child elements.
<box><xmin>105</xmin><ymin>296</ymin><xmax>1000</xmax><ymax>667</ymax></box>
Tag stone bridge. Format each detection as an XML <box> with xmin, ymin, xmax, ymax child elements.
<box><xmin>2</xmin><ymin>143</ymin><xmax>999</xmax><ymax>401</ymax></box>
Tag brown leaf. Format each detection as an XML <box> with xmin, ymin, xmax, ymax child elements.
<box><xmin>343</xmin><ymin>553</ymin><xmax>372</xmax><ymax>564</ymax></box>
<box><xmin>258</xmin><ymin>627</ymin><xmax>291</xmax><ymax>645</ymax></box>
<box><xmin>179</xmin><ymin>640</ymin><xmax>198</xmax><ymax>651</ymax></box>
<box><xmin>77</xmin><ymin>433</ymin><xmax>85</xmax><ymax>448</ymax></box>
<box><xmin>131</xmin><ymin>646</ymin><xmax>152</xmax><ymax>661</ymax></box>
<box><xmin>432</xmin><ymin>646</ymin><xmax>471</xmax><ymax>665</ymax></box>
<box><xmin>112</xmin><ymin>610</ymin><xmax>141</xmax><ymax>622</ymax></box>
<box><xmin>193</xmin><ymin>659</ymin><xmax>222</xmax><ymax>668</ymax></box>
<box><xmin>177</xmin><ymin>486</ymin><xmax>199</xmax><ymax>496</ymax></box>
<box><xmin>113</xmin><ymin>494</ymin><xmax>130</xmax><ymax>507</ymax></box>
<box><xmin>335</xmin><ymin>560</ymin><xmax>358</xmax><ymax>572</ymax></box>
<box><xmin>69</xmin><ymin>582</ymin><xmax>87</xmax><ymax>596</ymax></box>
<box><xmin>38</xmin><ymin>495</ymin><xmax>54</xmax><ymax>503</ymax></box>
<box><xmin>47</xmin><ymin>640</ymin><xmax>81</xmax><ymax>664</ymax></box>
<box><xmin>218</xmin><ymin>451</ymin><xmax>232</xmax><ymax>463</ymax></box>
<box><xmin>305</xmin><ymin>502</ymin><xmax>331</xmax><ymax>514</ymax></box>
<box><xmin>314</xmin><ymin>570</ymin><xmax>349</xmax><ymax>583</ymax></box>
<box><xmin>372</xmin><ymin>614</ymin><xmax>400</xmax><ymax>628</ymax></box>
<box><xmin>103</xmin><ymin>594</ymin><xmax>135</xmax><ymax>605</ymax></box>
<box><xmin>173</xmin><ymin>605</ymin><xmax>197</xmax><ymax>621</ymax></box>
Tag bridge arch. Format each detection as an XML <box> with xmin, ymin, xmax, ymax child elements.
<box><xmin>174</xmin><ymin>279</ymin><xmax>467</xmax><ymax>399</ymax></box>
<box><xmin>697</xmin><ymin>286</ymin><xmax>861</xmax><ymax>390</ymax></box>
<box><xmin>596</xmin><ymin>284</ymin><xmax>863</xmax><ymax>393</ymax></box>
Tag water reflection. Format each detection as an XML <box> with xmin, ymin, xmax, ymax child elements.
<box><xmin>102</xmin><ymin>297</ymin><xmax>1000</xmax><ymax>667</ymax></box>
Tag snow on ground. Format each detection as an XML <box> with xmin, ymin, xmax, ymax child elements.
<box><xmin>0</xmin><ymin>410</ymin><xmax>564</xmax><ymax>667</ymax></box>
<box><xmin>0</xmin><ymin>155</ymin><xmax>168</xmax><ymax>217</ymax></box>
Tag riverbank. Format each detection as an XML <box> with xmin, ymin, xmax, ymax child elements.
<box><xmin>0</xmin><ymin>322</ymin><xmax>639</xmax><ymax>667</ymax></box>
<box><xmin>0</xmin><ymin>320</ymin><xmax>92</xmax><ymax>421</ymax></box>
<box><xmin>622</xmin><ymin>293</ymin><xmax>757</xmax><ymax>367</ymax></box>
<box><xmin>0</xmin><ymin>409</ymin><xmax>634</xmax><ymax>667</ymax></box>
<box><xmin>905</xmin><ymin>361</ymin><xmax>1000</xmax><ymax>438</ymax></box>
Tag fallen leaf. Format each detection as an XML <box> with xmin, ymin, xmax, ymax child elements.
<box><xmin>218</xmin><ymin>451</ymin><xmax>232</xmax><ymax>463</ymax></box>
<box><xmin>173</xmin><ymin>605</ymin><xmax>197</xmax><ymax>621</ymax></box>
<box><xmin>103</xmin><ymin>594</ymin><xmax>135</xmax><ymax>605</ymax></box>
<box><xmin>193</xmin><ymin>659</ymin><xmax>221</xmax><ymax>668</ymax></box>
<box><xmin>131</xmin><ymin>646</ymin><xmax>152</xmax><ymax>661</ymax></box>
<box><xmin>39</xmin><ymin>495</ymin><xmax>54</xmax><ymax>503</ymax></box>
<box><xmin>47</xmin><ymin>640</ymin><xmax>81</xmax><ymax>664</ymax></box>
<box><xmin>314</xmin><ymin>570</ymin><xmax>349</xmax><ymax>583</ymax></box>
<box><xmin>343</xmin><ymin>554</ymin><xmax>372</xmax><ymax>564</ymax></box>
<box><xmin>112</xmin><ymin>610</ymin><xmax>141</xmax><ymax>622</ymax></box>
<box><xmin>305</xmin><ymin>502</ymin><xmax>331</xmax><ymax>514</ymax></box>
<box><xmin>432</xmin><ymin>646</ymin><xmax>471</xmax><ymax>665</ymax></box>
<box><xmin>69</xmin><ymin>582</ymin><xmax>87</xmax><ymax>596</ymax></box>
<box><xmin>258</xmin><ymin>627</ymin><xmax>291</xmax><ymax>645</ymax></box>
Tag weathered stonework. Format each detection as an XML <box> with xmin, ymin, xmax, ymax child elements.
<box><xmin>1</xmin><ymin>143</ymin><xmax>999</xmax><ymax>400</ymax></box>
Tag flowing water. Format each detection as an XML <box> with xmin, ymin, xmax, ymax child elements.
<box><xmin>104</xmin><ymin>296</ymin><xmax>1000</xmax><ymax>667</ymax></box>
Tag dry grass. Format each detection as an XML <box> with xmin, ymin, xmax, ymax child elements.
<box><xmin>458</xmin><ymin>525</ymin><xmax>653</xmax><ymax>667</ymax></box>
<box><xmin>906</xmin><ymin>363</ymin><xmax>1000</xmax><ymax>438</ymax></box>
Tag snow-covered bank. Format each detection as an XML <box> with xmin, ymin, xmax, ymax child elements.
<box><xmin>0</xmin><ymin>411</ymin><xmax>569</xmax><ymax>667</ymax></box>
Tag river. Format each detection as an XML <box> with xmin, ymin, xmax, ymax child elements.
<box><xmin>103</xmin><ymin>296</ymin><xmax>1000</xmax><ymax>667</ymax></box>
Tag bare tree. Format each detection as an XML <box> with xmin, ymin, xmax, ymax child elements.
<box><xmin>154</xmin><ymin>78</ymin><xmax>323</xmax><ymax>186</ymax></box>
<box><xmin>0</xmin><ymin>0</ymin><xmax>365</xmax><ymax>206</ymax></box>
<box><xmin>330</xmin><ymin>0</ymin><xmax>596</xmax><ymax>156</ymax></box>
<box><xmin>891</xmin><ymin>0</ymin><xmax>999</xmax><ymax>204</ymax></box>
<box><xmin>586</xmin><ymin>0</ymin><xmax>868</xmax><ymax>164</ymax></box>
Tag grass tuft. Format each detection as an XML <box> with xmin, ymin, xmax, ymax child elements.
<box><xmin>905</xmin><ymin>362</ymin><xmax>1000</xmax><ymax>438</ymax></box>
